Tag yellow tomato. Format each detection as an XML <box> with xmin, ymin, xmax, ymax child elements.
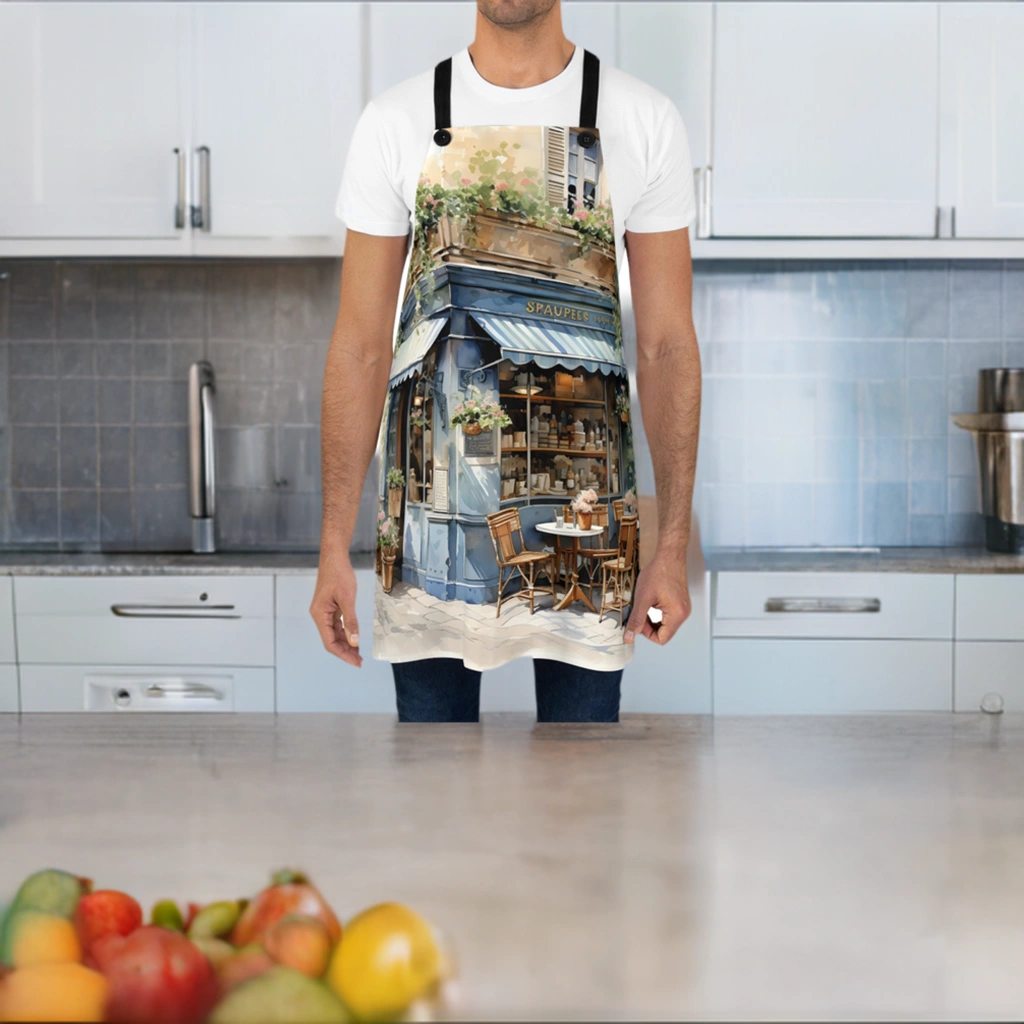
<box><xmin>326</xmin><ymin>903</ymin><xmax>442</xmax><ymax>1021</ymax></box>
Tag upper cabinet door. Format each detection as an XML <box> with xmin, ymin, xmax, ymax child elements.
<box><xmin>940</xmin><ymin>3</ymin><xmax>1024</xmax><ymax>239</ymax></box>
<box><xmin>712</xmin><ymin>2</ymin><xmax>939</xmax><ymax>238</ymax></box>
<box><xmin>561</xmin><ymin>3</ymin><xmax>617</xmax><ymax>67</ymax></box>
<box><xmin>0</xmin><ymin>2</ymin><xmax>187</xmax><ymax>239</ymax></box>
<box><xmin>368</xmin><ymin>3</ymin><xmax>476</xmax><ymax>98</ymax></box>
<box><xmin>192</xmin><ymin>2</ymin><xmax>361</xmax><ymax>239</ymax></box>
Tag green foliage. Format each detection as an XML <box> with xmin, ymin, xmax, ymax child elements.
<box><xmin>386</xmin><ymin>466</ymin><xmax>406</xmax><ymax>490</ymax></box>
<box><xmin>449</xmin><ymin>385</ymin><xmax>512</xmax><ymax>431</ymax></box>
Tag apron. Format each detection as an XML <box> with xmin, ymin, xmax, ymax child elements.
<box><xmin>374</xmin><ymin>50</ymin><xmax>638</xmax><ymax>672</ymax></box>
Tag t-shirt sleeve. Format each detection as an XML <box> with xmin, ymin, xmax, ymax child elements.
<box><xmin>335</xmin><ymin>100</ymin><xmax>412</xmax><ymax>237</ymax></box>
<box><xmin>623</xmin><ymin>98</ymin><xmax>697</xmax><ymax>234</ymax></box>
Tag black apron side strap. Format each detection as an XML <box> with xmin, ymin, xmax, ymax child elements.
<box><xmin>578</xmin><ymin>49</ymin><xmax>599</xmax><ymax>148</ymax></box>
<box><xmin>433</xmin><ymin>58</ymin><xmax>453</xmax><ymax>146</ymax></box>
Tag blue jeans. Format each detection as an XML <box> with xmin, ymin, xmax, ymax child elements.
<box><xmin>392</xmin><ymin>658</ymin><xmax>622</xmax><ymax>723</ymax></box>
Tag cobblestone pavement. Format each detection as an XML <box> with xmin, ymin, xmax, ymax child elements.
<box><xmin>374</xmin><ymin>575</ymin><xmax>633</xmax><ymax>672</ymax></box>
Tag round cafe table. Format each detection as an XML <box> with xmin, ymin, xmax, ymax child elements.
<box><xmin>536</xmin><ymin>521</ymin><xmax>605</xmax><ymax>613</ymax></box>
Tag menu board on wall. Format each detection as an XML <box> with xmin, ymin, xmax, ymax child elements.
<box><xmin>432</xmin><ymin>469</ymin><xmax>449</xmax><ymax>513</ymax></box>
<box><xmin>462</xmin><ymin>429</ymin><xmax>496</xmax><ymax>459</ymax></box>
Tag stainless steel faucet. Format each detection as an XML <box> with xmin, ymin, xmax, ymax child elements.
<box><xmin>188</xmin><ymin>361</ymin><xmax>217</xmax><ymax>553</ymax></box>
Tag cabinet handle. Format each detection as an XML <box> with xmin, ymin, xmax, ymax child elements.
<box><xmin>145</xmin><ymin>682</ymin><xmax>225</xmax><ymax>701</ymax></box>
<box><xmin>764</xmin><ymin>597</ymin><xmax>881</xmax><ymax>614</ymax></box>
<box><xmin>173</xmin><ymin>148</ymin><xmax>186</xmax><ymax>230</ymax></box>
<box><xmin>192</xmin><ymin>146</ymin><xmax>211</xmax><ymax>231</ymax></box>
<box><xmin>110</xmin><ymin>603</ymin><xmax>239</xmax><ymax>619</ymax></box>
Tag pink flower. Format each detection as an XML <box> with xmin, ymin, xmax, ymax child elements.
<box><xmin>573</xmin><ymin>208</ymin><xmax>589</xmax><ymax>221</ymax></box>
<box><xmin>378</xmin><ymin>510</ymin><xmax>385</xmax><ymax>522</ymax></box>
<box><xmin>454</xmin><ymin>404</ymin><xmax>464</xmax><ymax>413</ymax></box>
<box><xmin>418</xmin><ymin>176</ymin><xmax>428</xmax><ymax>184</ymax></box>
<box><xmin>460</xmin><ymin>177</ymin><xmax>472</xmax><ymax>185</ymax></box>
<box><xmin>382</xmin><ymin>518</ymin><xmax>392</xmax><ymax>533</ymax></box>
<box><xmin>520</xmin><ymin>177</ymin><xmax>533</xmax><ymax>186</ymax></box>
<box><xmin>495</xmin><ymin>181</ymin><xmax>508</xmax><ymax>191</ymax></box>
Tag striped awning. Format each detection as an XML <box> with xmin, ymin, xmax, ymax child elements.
<box><xmin>389</xmin><ymin>317</ymin><xmax>448</xmax><ymax>386</ymax></box>
<box><xmin>470</xmin><ymin>312</ymin><xmax>625</xmax><ymax>376</ymax></box>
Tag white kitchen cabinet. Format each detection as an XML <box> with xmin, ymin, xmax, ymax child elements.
<box><xmin>15</xmin><ymin>576</ymin><xmax>275</xmax><ymax>667</ymax></box>
<box><xmin>19</xmin><ymin>664</ymin><xmax>274</xmax><ymax>713</ymax></box>
<box><xmin>191</xmin><ymin>3</ymin><xmax>361</xmax><ymax>241</ymax></box>
<box><xmin>714</xmin><ymin>572</ymin><xmax>954</xmax><ymax>640</ymax></box>
<box><xmin>619</xmin><ymin>1</ymin><xmax>712</xmax><ymax>224</ymax></box>
<box><xmin>0</xmin><ymin>578</ymin><xmax>15</xmax><ymax>664</ymax></box>
<box><xmin>559</xmin><ymin>4</ymin><xmax>617</xmax><ymax>67</ymax></box>
<box><xmin>711</xmin><ymin>2</ymin><xmax>939</xmax><ymax>238</ymax></box>
<box><xmin>955</xmin><ymin>576</ymin><xmax>1024</xmax><ymax>641</ymax></box>
<box><xmin>955</xmin><ymin>643</ymin><xmax>1024</xmax><ymax>713</ymax></box>
<box><xmin>714</xmin><ymin>638</ymin><xmax>953</xmax><ymax>714</ymax></box>
<box><xmin>939</xmin><ymin>3</ymin><xmax>1024</xmax><ymax>238</ymax></box>
<box><xmin>0</xmin><ymin>2</ymin><xmax>188</xmax><ymax>240</ymax></box>
<box><xmin>0</xmin><ymin>666</ymin><xmax>18</xmax><ymax>713</ymax></box>
<box><xmin>275</xmin><ymin>571</ymin><xmax>396</xmax><ymax>712</ymax></box>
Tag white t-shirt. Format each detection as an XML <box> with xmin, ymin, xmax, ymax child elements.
<box><xmin>336</xmin><ymin>45</ymin><xmax>696</xmax><ymax>259</ymax></box>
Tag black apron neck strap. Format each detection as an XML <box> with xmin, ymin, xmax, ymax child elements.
<box><xmin>433</xmin><ymin>58</ymin><xmax>453</xmax><ymax>146</ymax></box>
<box><xmin>432</xmin><ymin>48</ymin><xmax>599</xmax><ymax>146</ymax></box>
<box><xmin>579</xmin><ymin>49</ymin><xmax>600</xmax><ymax>130</ymax></box>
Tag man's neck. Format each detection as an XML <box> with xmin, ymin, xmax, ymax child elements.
<box><xmin>468</xmin><ymin>8</ymin><xmax>574</xmax><ymax>89</ymax></box>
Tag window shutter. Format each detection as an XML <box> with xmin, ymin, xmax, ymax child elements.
<box><xmin>543</xmin><ymin>127</ymin><xmax>568</xmax><ymax>208</ymax></box>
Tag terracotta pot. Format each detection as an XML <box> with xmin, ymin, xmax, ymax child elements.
<box><xmin>462</xmin><ymin>421</ymin><xmax>482</xmax><ymax>436</ymax></box>
<box><xmin>577</xmin><ymin>511</ymin><xmax>593</xmax><ymax>530</ymax></box>
<box><xmin>387</xmin><ymin>487</ymin><xmax>403</xmax><ymax>519</ymax></box>
<box><xmin>375</xmin><ymin>544</ymin><xmax>382</xmax><ymax>575</ymax></box>
<box><xmin>381</xmin><ymin>551</ymin><xmax>396</xmax><ymax>593</ymax></box>
<box><xmin>619</xmin><ymin>411</ymin><xmax>629</xmax><ymax>423</ymax></box>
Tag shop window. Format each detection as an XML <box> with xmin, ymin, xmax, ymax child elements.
<box><xmin>497</xmin><ymin>362</ymin><xmax>623</xmax><ymax>506</ymax></box>
<box><xmin>407</xmin><ymin>378</ymin><xmax>433</xmax><ymax>506</ymax></box>
<box><xmin>567</xmin><ymin>131</ymin><xmax>600</xmax><ymax>212</ymax></box>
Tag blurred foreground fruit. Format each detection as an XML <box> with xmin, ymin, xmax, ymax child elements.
<box><xmin>190</xmin><ymin>937</ymin><xmax>235</xmax><ymax>972</ymax></box>
<box><xmin>216</xmin><ymin>945</ymin><xmax>275</xmax><ymax>994</ymax></box>
<box><xmin>92</xmin><ymin>925</ymin><xmax>218</xmax><ymax>1024</ymax></box>
<box><xmin>73</xmin><ymin>891</ymin><xmax>142</xmax><ymax>956</ymax></box>
<box><xmin>0</xmin><ymin>871</ymin><xmax>91</xmax><ymax>965</ymax></box>
<box><xmin>209</xmin><ymin>966</ymin><xmax>348</xmax><ymax>1024</ymax></box>
<box><xmin>327</xmin><ymin>903</ymin><xmax>442</xmax><ymax>1022</ymax></box>
<box><xmin>265</xmin><ymin>915</ymin><xmax>332</xmax><ymax>978</ymax></box>
<box><xmin>0</xmin><ymin>961</ymin><xmax>108</xmax><ymax>1022</ymax></box>
<box><xmin>188</xmin><ymin>901</ymin><xmax>243</xmax><ymax>940</ymax></box>
<box><xmin>231</xmin><ymin>871</ymin><xmax>341</xmax><ymax>948</ymax></box>
<box><xmin>8</xmin><ymin>912</ymin><xmax>81</xmax><ymax>967</ymax></box>
<box><xmin>150</xmin><ymin>900</ymin><xmax>184</xmax><ymax>932</ymax></box>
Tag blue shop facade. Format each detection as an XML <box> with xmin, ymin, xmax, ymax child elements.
<box><xmin>381</xmin><ymin>261</ymin><xmax>635</xmax><ymax>605</ymax></box>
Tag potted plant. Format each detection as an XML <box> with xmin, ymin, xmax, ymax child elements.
<box><xmin>386</xmin><ymin>467</ymin><xmax>405</xmax><ymax>518</ymax></box>
<box><xmin>377</xmin><ymin>511</ymin><xmax>400</xmax><ymax>593</ymax></box>
<box><xmin>409</xmin><ymin>408</ymin><xmax>426</xmax><ymax>435</ymax></box>
<box><xmin>450</xmin><ymin>384</ymin><xmax>511</xmax><ymax>436</ymax></box>
<box><xmin>615</xmin><ymin>386</ymin><xmax>630</xmax><ymax>424</ymax></box>
<box><xmin>572</xmin><ymin>488</ymin><xmax>599</xmax><ymax>531</ymax></box>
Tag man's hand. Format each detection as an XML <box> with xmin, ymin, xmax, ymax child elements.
<box><xmin>623</xmin><ymin>545</ymin><xmax>692</xmax><ymax>646</ymax></box>
<box><xmin>310</xmin><ymin>547</ymin><xmax>362</xmax><ymax>667</ymax></box>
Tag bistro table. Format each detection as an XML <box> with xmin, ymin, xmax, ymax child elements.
<box><xmin>536</xmin><ymin>520</ymin><xmax>605</xmax><ymax>612</ymax></box>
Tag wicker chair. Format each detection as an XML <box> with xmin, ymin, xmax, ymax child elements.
<box><xmin>573</xmin><ymin>504</ymin><xmax>620</xmax><ymax>599</ymax></box>
<box><xmin>599</xmin><ymin>514</ymin><xmax>638</xmax><ymax>627</ymax></box>
<box><xmin>486</xmin><ymin>509</ymin><xmax>556</xmax><ymax>618</ymax></box>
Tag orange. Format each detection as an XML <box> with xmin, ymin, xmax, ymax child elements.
<box><xmin>8</xmin><ymin>912</ymin><xmax>81</xmax><ymax>967</ymax></box>
<box><xmin>0</xmin><ymin>962</ymin><xmax>108</xmax><ymax>1022</ymax></box>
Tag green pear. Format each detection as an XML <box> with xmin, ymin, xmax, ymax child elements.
<box><xmin>188</xmin><ymin>900</ymin><xmax>243</xmax><ymax>940</ymax></box>
<box><xmin>210</xmin><ymin>966</ymin><xmax>349</xmax><ymax>1023</ymax></box>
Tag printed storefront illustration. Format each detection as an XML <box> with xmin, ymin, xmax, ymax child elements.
<box><xmin>375</xmin><ymin>124</ymin><xmax>638</xmax><ymax>669</ymax></box>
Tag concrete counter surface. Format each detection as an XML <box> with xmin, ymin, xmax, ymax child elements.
<box><xmin>706</xmin><ymin>545</ymin><xmax>1024</xmax><ymax>573</ymax></box>
<box><xmin>2</xmin><ymin>712</ymin><xmax>1022</xmax><ymax>1019</ymax></box>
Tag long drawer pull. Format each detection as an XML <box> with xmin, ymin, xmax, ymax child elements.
<box><xmin>110</xmin><ymin>603</ymin><xmax>239</xmax><ymax>620</ymax></box>
<box><xmin>145</xmin><ymin>682</ymin><xmax>225</xmax><ymax>701</ymax></box>
<box><xmin>764</xmin><ymin>597</ymin><xmax>882</xmax><ymax>614</ymax></box>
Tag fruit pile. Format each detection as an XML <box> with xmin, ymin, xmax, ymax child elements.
<box><xmin>0</xmin><ymin>868</ymin><xmax>451</xmax><ymax>1023</ymax></box>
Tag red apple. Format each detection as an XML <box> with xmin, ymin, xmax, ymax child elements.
<box><xmin>231</xmin><ymin>870</ymin><xmax>340</xmax><ymax>948</ymax></box>
<box><xmin>92</xmin><ymin>925</ymin><xmax>219</xmax><ymax>1024</ymax></box>
<box><xmin>73</xmin><ymin>890</ymin><xmax>143</xmax><ymax>955</ymax></box>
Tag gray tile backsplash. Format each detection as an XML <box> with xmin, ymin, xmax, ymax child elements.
<box><xmin>696</xmin><ymin>259</ymin><xmax>1024</xmax><ymax>548</ymax></box>
<box><xmin>0</xmin><ymin>259</ymin><xmax>359</xmax><ymax>552</ymax></box>
<box><xmin>2</xmin><ymin>257</ymin><xmax>1021</xmax><ymax>552</ymax></box>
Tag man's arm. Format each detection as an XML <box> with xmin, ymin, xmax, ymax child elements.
<box><xmin>621</xmin><ymin>226</ymin><xmax>701</xmax><ymax>646</ymax></box>
<box><xmin>310</xmin><ymin>230</ymin><xmax>409</xmax><ymax>667</ymax></box>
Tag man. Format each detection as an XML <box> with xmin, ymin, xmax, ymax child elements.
<box><xmin>311</xmin><ymin>0</ymin><xmax>701</xmax><ymax>723</ymax></box>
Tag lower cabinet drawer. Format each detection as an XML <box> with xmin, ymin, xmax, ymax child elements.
<box><xmin>19</xmin><ymin>665</ymin><xmax>275</xmax><ymax>712</ymax></box>
<box><xmin>713</xmin><ymin>639</ymin><xmax>953</xmax><ymax>713</ymax></box>
<box><xmin>0</xmin><ymin>665</ymin><xmax>18</xmax><ymax>712</ymax></box>
<box><xmin>955</xmin><ymin>642</ymin><xmax>1024</xmax><ymax>712</ymax></box>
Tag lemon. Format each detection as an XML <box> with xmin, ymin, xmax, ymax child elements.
<box><xmin>326</xmin><ymin>904</ymin><xmax>441</xmax><ymax>1021</ymax></box>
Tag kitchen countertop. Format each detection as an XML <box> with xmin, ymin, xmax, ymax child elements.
<box><xmin>705</xmin><ymin>545</ymin><xmax>1024</xmax><ymax>573</ymax></box>
<box><xmin>3</xmin><ymin>712</ymin><xmax>1023</xmax><ymax>1019</ymax></box>
<box><xmin>0</xmin><ymin>552</ymin><xmax>375</xmax><ymax>575</ymax></box>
